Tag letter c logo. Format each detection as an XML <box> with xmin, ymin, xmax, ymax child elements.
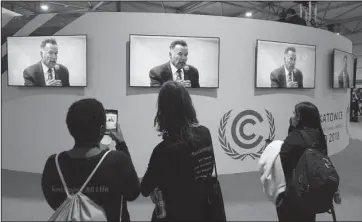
<box><xmin>231</xmin><ymin>110</ymin><xmax>264</xmax><ymax>150</ymax></box>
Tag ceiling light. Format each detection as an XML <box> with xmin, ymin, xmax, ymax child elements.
<box><xmin>336</xmin><ymin>33</ymin><xmax>340</xmax><ymax>35</ymax></box>
<box><xmin>41</xmin><ymin>4</ymin><xmax>49</xmax><ymax>11</ymax></box>
<box><xmin>245</xmin><ymin>12</ymin><xmax>253</xmax><ymax>17</ymax></box>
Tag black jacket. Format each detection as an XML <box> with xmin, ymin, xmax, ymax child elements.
<box><xmin>141</xmin><ymin>125</ymin><xmax>215</xmax><ymax>221</ymax></box>
<box><xmin>280</xmin><ymin>128</ymin><xmax>328</xmax><ymax>182</ymax></box>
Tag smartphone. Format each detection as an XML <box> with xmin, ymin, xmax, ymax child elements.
<box><xmin>105</xmin><ymin>109</ymin><xmax>118</xmax><ymax>135</ymax></box>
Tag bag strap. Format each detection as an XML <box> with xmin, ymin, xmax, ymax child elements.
<box><xmin>329</xmin><ymin>204</ymin><xmax>337</xmax><ymax>222</ymax></box>
<box><xmin>78</xmin><ymin>150</ymin><xmax>111</xmax><ymax>194</ymax></box>
<box><xmin>120</xmin><ymin>196</ymin><xmax>124</xmax><ymax>221</ymax></box>
<box><xmin>55</xmin><ymin>153</ymin><xmax>70</xmax><ymax>197</ymax></box>
<box><xmin>55</xmin><ymin>150</ymin><xmax>111</xmax><ymax>196</ymax></box>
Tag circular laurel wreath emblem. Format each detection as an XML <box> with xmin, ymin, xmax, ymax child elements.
<box><xmin>218</xmin><ymin>109</ymin><xmax>276</xmax><ymax>161</ymax></box>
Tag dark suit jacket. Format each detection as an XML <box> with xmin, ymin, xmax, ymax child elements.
<box><xmin>149</xmin><ymin>62</ymin><xmax>200</xmax><ymax>88</ymax></box>
<box><xmin>23</xmin><ymin>61</ymin><xmax>70</xmax><ymax>86</ymax></box>
<box><xmin>338</xmin><ymin>68</ymin><xmax>350</xmax><ymax>88</ymax></box>
<box><xmin>270</xmin><ymin>66</ymin><xmax>303</xmax><ymax>88</ymax></box>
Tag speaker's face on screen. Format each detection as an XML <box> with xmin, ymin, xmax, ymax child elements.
<box><xmin>41</xmin><ymin>43</ymin><xmax>58</xmax><ymax>68</ymax></box>
<box><xmin>284</xmin><ymin>50</ymin><xmax>296</xmax><ymax>71</ymax></box>
<box><xmin>169</xmin><ymin>45</ymin><xmax>188</xmax><ymax>69</ymax></box>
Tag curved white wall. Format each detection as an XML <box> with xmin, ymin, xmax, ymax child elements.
<box><xmin>1</xmin><ymin>12</ymin><xmax>352</xmax><ymax>175</ymax></box>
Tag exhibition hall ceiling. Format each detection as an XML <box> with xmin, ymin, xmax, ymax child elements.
<box><xmin>2</xmin><ymin>1</ymin><xmax>362</xmax><ymax>44</ymax></box>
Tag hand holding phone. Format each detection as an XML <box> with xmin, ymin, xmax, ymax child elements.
<box><xmin>109</xmin><ymin>123</ymin><xmax>125</xmax><ymax>144</ymax></box>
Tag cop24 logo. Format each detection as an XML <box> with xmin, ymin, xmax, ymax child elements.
<box><xmin>218</xmin><ymin>109</ymin><xmax>275</xmax><ymax>161</ymax></box>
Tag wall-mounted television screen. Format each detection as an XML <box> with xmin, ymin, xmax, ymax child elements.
<box><xmin>7</xmin><ymin>35</ymin><xmax>87</xmax><ymax>87</ymax></box>
<box><xmin>255</xmin><ymin>40</ymin><xmax>316</xmax><ymax>89</ymax></box>
<box><xmin>129</xmin><ymin>34</ymin><xmax>220</xmax><ymax>88</ymax></box>
<box><xmin>333</xmin><ymin>49</ymin><xmax>355</xmax><ymax>89</ymax></box>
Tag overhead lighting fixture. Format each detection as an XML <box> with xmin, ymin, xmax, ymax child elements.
<box><xmin>336</xmin><ymin>33</ymin><xmax>340</xmax><ymax>35</ymax></box>
<box><xmin>41</xmin><ymin>4</ymin><xmax>49</xmax><ymax>11</ymax></box>
<box><xmin>245</xmin><ymin>12</ymin><xmax>253</xmax><ymax>17</ymax></box>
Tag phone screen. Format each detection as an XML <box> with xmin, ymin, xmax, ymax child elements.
<box><xmin>105</xmin><ymin>110</ymin><xmax>118</xmax><ymax>134</ymax></box>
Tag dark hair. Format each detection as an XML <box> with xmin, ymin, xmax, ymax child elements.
<box><xmin>41</xmin><ymin>38</ymin><xmax>57</xmax><ymax>48</ymax></box>
<box><xmin>170</xmin><ymin>40</ymin><xmax>188</xmax><ymax>50</ymax></box>
<box><xmin>284</xmin><ymin>47</ymin><xmax>296</xmax><ymax>54</ymax></box>
<box><xmin>294</xmin><ymin>101</ymin><xmax>327</xmax><ymax>149</ymax></box>
<box><xmin>154</xmin><ymin>81</ymin><xmax>199</xmax><ymax>143</ymax></box>
<box><xmin>66</xmin><ymin>98</ymin><xmax>106</xmax><ymax>147</ymax></box>
<box><xmin>343</xmin><ymin>55</ymin><xmax>348</xmax><ymax>61</ymax></box>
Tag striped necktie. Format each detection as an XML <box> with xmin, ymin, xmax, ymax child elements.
<box><xmin>288</xmin><ymin>71</ymin><xmax>292</xmax><ymax>82</ymax></box>
<box><xmin>176</xmin><ymin>69</ymin><xmax>182</xmax><ymax>80</ymax></box>
<box><xmin>47</xmin><ymin>68</ymin><xmax>53</xmax><ymax>81</ymax></box>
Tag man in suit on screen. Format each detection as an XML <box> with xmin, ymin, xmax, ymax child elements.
<box><xmin>149</xmin><ymin>40</ymin><xmax>200</xmax><ymax>88</ymax></box>
<box><xmin>23</xmin><ymin>38</ymin><xmax>70</xmax><ymax>86</ymax></box>
<box><xmin>270</xmin><ymin>47</ymin><xmax>304</xmax><ymax>88</ymax></box>
<box><xmin>338</xmin><ymin>55</ymin><xmax>350</xmax><ymax>88</ymax></box>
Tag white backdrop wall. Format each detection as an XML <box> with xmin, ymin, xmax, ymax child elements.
<box><xmin>1</xmin><ymin>13</ymin><xmax>352</xmax><ymax>176</ymax></box>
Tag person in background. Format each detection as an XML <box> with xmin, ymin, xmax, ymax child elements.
<box><xmin>338</xmin><ymin>55</ymin><xmax>350</xmax><ymax>88</ymax></box>
<box><xmin>41</xmin><ymin>98</ymin><xmax>140</xmax><ymax>222</ymax></box>
<box><xmin>351</xmin><ymin>87</ymin><xmax>359</xmax><ymax>121</ymax></box>
<box><xmin>285</xmin><ymin>8</ymin><xmax>307</xmax><ymax>26</ymax></box>
<box><xmin>23</xmin><ymin>38</ymin><xmax>70</xmax><ymax>86</ymax></box>
<box><xmin>359</xmin><ymin>89</ymin><xmax>362</xmax><ymax>118</ymax></box>
<box><xmin>278</xmin><ymin>8</ymin><xmax>307</xmax><ymax>26</ymax></box>
<box><xmin>149</xmin><ymin>40</ymin><xmax>200</xmax><ymax>88</ymax></box>
<box><xmin>141</xmin><ymin>81</ymin><xmax>214</xmax><ymax>221</ymax></box>
<box><xmin>277</xmin><ymin>102</ymin><xmax>328</xmax><ymax>222</ymax></box>
<box><xmin>270</xmin><ymin>47</ymin><xmax>304</xmax><ymax>88</ymax></box>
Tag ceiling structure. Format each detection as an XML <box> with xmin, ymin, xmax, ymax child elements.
<box><xmin>2</xmin><ymin>1</ymin><xmax>362</xmax><ymax>45</ymax></box>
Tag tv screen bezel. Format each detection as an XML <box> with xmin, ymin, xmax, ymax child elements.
<box><xmin>255</xmin><ymin>39</ymin><xmax>317</xmax><ymax>89</ymax></box>
<box><xmin>129</xmin><ymin>33</ymin><xmax>220</xmax><ymax>89</ymax></box>
<box><xmin>6</xmin><ymin>34</ymin><xmax>88</xmax><ymax>88</ymax></box>
<box><xmin>332</xmin><ymin>48</ymin><xmax>355</xmax><ymax>89</ymax></box>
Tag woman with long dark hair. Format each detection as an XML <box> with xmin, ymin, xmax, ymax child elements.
<box><xmin>141</xmin><ymin>81</ymin><xmax>216</xmax><ymax>221</ymax></box>
<box><xmin>277</xmin><ymin>101</ymin><xmax>328</xmax><ymax>222</ymax></box>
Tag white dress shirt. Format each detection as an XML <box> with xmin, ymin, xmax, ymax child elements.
<box><xmin>170</xmin><ymin>62</ymin><xmax>184</xmax><ymax>81</ymax></box>
<box><xmin>41</xmin><ymin>62</ymin><xmax>55</xmax><ymax>86</ymax></box>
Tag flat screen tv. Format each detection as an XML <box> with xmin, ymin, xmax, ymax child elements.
<box><xmin>7</xmin><ymin>35</ymin><xmax>87</xmax><ymax>87</ymax></box>
<box><xmin>255</xmin><ymin>40</ymin><xmax>316</xmax><ymax>89</ymax></box>
<box><xmin>129</xmin><ymin>34</ymin><xmax>220</xmax><ymax>88</ymax></box>
<box><xmin>332</xmin><ymin>49</ymin><xmax>355</xmax><ymax>89</ymax></box>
